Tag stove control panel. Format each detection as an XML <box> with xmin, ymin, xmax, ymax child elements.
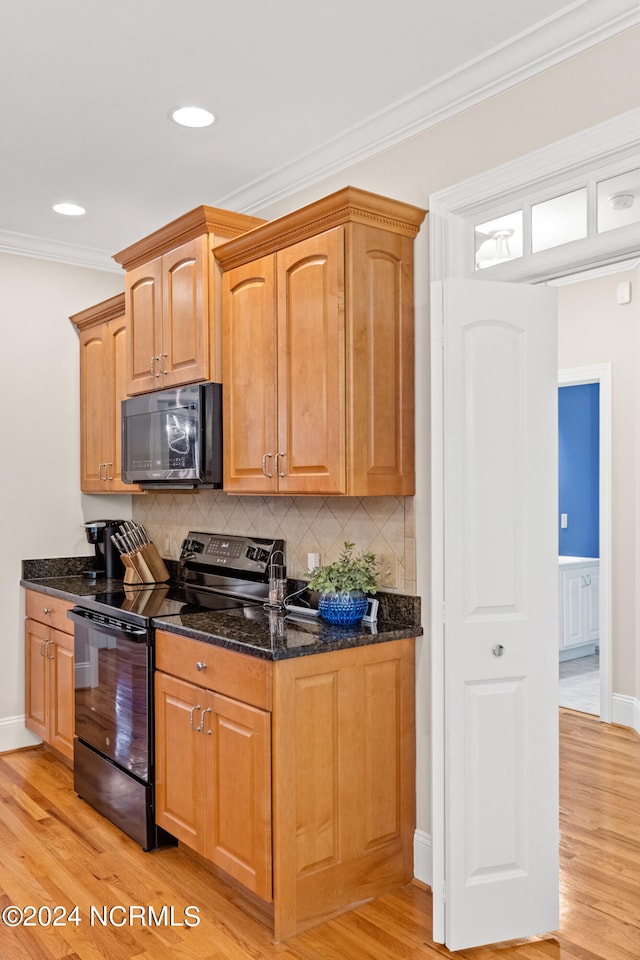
<box><xmin>180</xmin><ymin>532</ymin><xmax>284</xmax><ymax>577</ymax></box>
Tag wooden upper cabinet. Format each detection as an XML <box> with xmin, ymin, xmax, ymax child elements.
<box><xmin>217</xmin><ymin>187</ymin><xmax>426</xmax><ymax>497</ymax></box>
<box><xmin>113</xmin><ymin>207</ymin><xmax>266</xmax><ymax>396</ymax></box>
<box><xmin>70</xmin><ymin>293</ymin><xmax>137</xmax><ymax>493</ymax></box>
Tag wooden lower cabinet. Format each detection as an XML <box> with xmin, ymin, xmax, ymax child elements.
<box><xmin>24</xmin><ymin>591</ymin><xmax>75</xmax><ymax>763</ymax></box>
<box><xmin>154</xmin><ymin>668</ymin><xmax>272</xmax><ymax>900</ymax></box>
<box><xmin>154</xmin><ymin>629</ymin><xmax>415</xmax><ymax>939</ymax></box>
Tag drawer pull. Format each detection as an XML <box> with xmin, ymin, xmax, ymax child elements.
<box><xmin>195</xmin><ymin>661</ymin><xmax>207</xmax><ymax>672</ymax></box>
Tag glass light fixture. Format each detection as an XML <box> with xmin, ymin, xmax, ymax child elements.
<box><xmin>475</xmin><ymin>211</ymin><xmax>523</xmax><ymax>269</ymax></box>
<box><xmin>170</xmin><ymin>106</ymin><xmax>215</xmax><ymax>128</ymax></box>
<box><xmin>597</xmin><ymin>167</ymin><xmax>640</xmax><ymax>233</ymax></box>
<box><xmin>53</xmin><ymin>202</ymin><xmax>85</xmax><ymax>216</ymax></box>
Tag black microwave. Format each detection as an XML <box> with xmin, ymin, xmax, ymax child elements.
<box><xmin>121</xmin><ymin>382</ymin><xmax>222</xmax><ymax>489</ymax></box>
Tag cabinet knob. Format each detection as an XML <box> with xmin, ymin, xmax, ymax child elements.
<box><xmin>42</xmin><ymin>607</ymin><xmax>52</xmax><ymax>615</ymax></box>
<box><xmin>195</xmin><ymin>661</ymin><xmax>207</xmax><ymax>672</ymax></box>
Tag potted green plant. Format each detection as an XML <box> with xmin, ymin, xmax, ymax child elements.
<box><xmin>307</xmin><ymin>541</ymin><xmax>378</xmax><ymax>626</ymax></box>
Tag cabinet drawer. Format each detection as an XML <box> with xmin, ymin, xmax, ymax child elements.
<box><xmin>25</xmin><ymin>590</ymin><xmax>74</xmax><ymax>635</ymax></box>
<box><xmin>155</xmin><ymin>630</ymin><xmax>271</xmax><ymax>710</ymax></box>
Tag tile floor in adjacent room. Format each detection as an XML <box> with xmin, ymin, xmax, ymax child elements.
<box><xmin>559</xmin><ymin>652</ymin><xmax>600</xmax><ymax>716</ymax></box>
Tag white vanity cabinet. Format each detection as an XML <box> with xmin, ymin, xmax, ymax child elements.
<box><xmin>558</xmin><ymin>557</ymin><xmax>599</xmax><ymax>660</ymax></box>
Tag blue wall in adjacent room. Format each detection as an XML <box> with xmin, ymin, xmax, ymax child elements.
<box><xmin>558</xmin><ymin>383</ymin><xmax>599</xmax><ymax>558</ymax></box>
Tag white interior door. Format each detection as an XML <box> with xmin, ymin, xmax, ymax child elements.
<box><xmin>432</xmin><ymin>278</ymin><xmax>559</xmax><ymax>951</ymax></box>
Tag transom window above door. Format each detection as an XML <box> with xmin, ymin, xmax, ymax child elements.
<box><xmin>474</xmin><ymin>165</ymin><xmax>640</xmax><ymax>272</ymax></box>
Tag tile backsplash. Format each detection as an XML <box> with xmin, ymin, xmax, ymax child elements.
<box><xmin>132</xmin><ymin>491</ymin><xmax>416</xmax><ymax>594</ymax></box>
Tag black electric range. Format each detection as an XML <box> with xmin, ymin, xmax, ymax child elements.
<box><xmin>73</xmin><ymin>531</ymin><xmax>285</xmax><ymax>626</ymax></box>
<box><xmin>69</xmin><ymin>532</ymin><xmax>284</xmax><ymax>851</ymax></box>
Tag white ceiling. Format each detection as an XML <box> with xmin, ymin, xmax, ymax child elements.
<box><xmin>0</xmin><ymin>0</ymin><xmax>636</xmax><ymax>269</ymax></box>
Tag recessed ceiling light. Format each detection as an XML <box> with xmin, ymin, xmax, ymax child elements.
<box><xmin>53</xmin><ymin>202</ymin><xmax>86</xmax><ymax>216</ymax></box>
<box><xmin>170</xmin><ymin>105</ymin><xmax>215</xmax><ymax>128</ymax></box>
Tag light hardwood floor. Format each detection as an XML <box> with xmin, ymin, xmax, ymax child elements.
<box><xmin>0</xmin><ymin>709</ymin><xmax>638</xmax><ymax>959</ymax></box>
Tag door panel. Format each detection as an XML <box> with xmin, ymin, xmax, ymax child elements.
<box><xmin>162</xmin><ymin>236</ymin><xmax>208</xmax><ymax>385</ymax></box>
<box><xmin>222</xmin><ymin>257</ymin><xmax>278</xmax><ymax>492</ymax></box>
<box><xmin>79</xmin><ymin>331</ymin><xmax>107</xmax><ymax>491</ymax></box>
<box><xmin>25</xmin><ymin>619</ymin><xmax>48</xmax><ymax>739</ymax></box>
<box><xmin>437</xmin><ymin>278</ymin><xmax>559</xmax><ymax>950</ymax></box>
<box><xmin>276</xmin><ymin>229</ymin><xmax>345</xmax><ymax>494</ymax></box>
<box><xmin>154</xmin><ymin>672</ymin><xmax>205</xmax><ymax>850</ymax></box>
<box><xmin>126</xmin><ymin>258</ymin><xmax>163</xmax><ymax>394</ymax></box>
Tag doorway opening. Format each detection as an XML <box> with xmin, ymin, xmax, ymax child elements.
<box><xmin>557</xmin><ymin>364</ymin><xmax>611</xmax><ymax>721</ymax></box>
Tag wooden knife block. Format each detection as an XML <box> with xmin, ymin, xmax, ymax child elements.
<box><xmin>121</xmin><ymin>542</ymin><xmax>170</xmax><ymax>584</ymax></box>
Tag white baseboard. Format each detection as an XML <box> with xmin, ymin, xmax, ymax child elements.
<box><xmin>612</xmin><ymin>693</ymin><xmax>640</xmax><ymax>735</ymax></box>
<box><xmin>0</xmin><ymin>715</ymin><xmax>41</xmax><ymax>754</ymax></box>
<box><xmin>413</xmin><ymin>829</ymin><xmax>432</xmax><ymax>887</ymax></box>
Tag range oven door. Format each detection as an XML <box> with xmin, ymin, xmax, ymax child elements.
<box><xmin>69</xmin><ymin>607</ymin><xmax>150</xmax><ymax>781</ymax></box>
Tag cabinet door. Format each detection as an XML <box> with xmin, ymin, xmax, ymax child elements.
<box><xmin>222</xmin><ymin>256</ymin><xmax>278</xmax><ymax>492</ymax></box>
<box><xmin>79</xmin><ymin>327</ymin><xmax>108</xmax><ymax>492</ymax></box>
<box><xmin>347</xmin><ymin>223</ymin><xmax>416</xmax><ymax>495</ymax></box>
<box><xmin>586</xmin><ymin>565</ymin><xmax>600</xmax><ymax>643</ymax></box>
<box><xmin>276</xmin><ymin>228</ymin><xmax>346</xmax><ymax>494</ymax></box>
<box><xmin>154</xmin><ymin>672</ymin><xmax>211</xmax><ymax>853</ymax></box>
<box><xmin>48</xmin><ymin>629</ymin><xmax>74</xmax><ymax>761</ymax></box>
<box><xmin>25</xmin><ymin>619</ymin><xmax>49</xmax><ymax>740</ymax></box>
<box><xmin>125</xmin><ymin>257</ymin><xmax>163</xmax><ymax>394</ymax></box>
<box><xmin>106</xmin><ymin>316</ymin><xmax>133</xmax><ymax>492</ymax></box>
<box><xmin>206</xmin><ymin>693</ymin><xmax>272</xmax><ymax>900</ymax></box>
<box><xmin>161</xmin><ymin>236</ymin><xmax>210</xmax><ymax>388</ymax></box>
<box><xmin>560</xmin><ymin>567</ymin><xmax>587</xmax><ymax>649</ymax></box>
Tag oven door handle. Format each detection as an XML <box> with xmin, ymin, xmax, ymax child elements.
<box><xmin>67</xmin><ymin>607</ymin><xmax>148</xmax><ymax>642</ymax></box>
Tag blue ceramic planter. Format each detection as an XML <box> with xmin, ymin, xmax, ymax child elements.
<box><xmin>318</xmin><ymin>590</ymin><xmax>368</xmax><ymax>626</ymax></box>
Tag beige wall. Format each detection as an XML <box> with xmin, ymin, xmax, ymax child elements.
<box><xmin>1</xmin><ymin>253</ymin><xmax>126</xmax><ymax>749</ymax></box>
<box><xmin>558</xmin><ymin>264</ymin><xmax>640</xmax><ymax>699</ymax></box>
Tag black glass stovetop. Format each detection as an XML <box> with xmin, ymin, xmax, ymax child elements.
<box><xmin>80</xmin><ymin>581</ymin><xmax>261</xmax><ymax>625</ymax></box>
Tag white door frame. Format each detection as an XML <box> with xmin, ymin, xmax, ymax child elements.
<box><xmin>558</xmin><ymin>364</ymin><xmax>612</xmax><ymax>723</ymax></box>
<box><xmin>428</xmin><ymin>108</ymin><xmax>639</xmax><ymax>943</ymax></box>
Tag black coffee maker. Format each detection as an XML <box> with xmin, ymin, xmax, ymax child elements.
<box><xmin>84</xmin><ymin>520</ymin><xmax>125</xmax><ymax>580</ymax></box>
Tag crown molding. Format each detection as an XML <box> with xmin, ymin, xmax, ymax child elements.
<box><xmin>0</xmin><ymin>228</ymin><xmax>121</xmax><ymax>273</ymax></box>
<box><xmin>216</xmin><ymin>0</ymin><xmax>639</xmax><ymax>216</ymax></box>
<box><xmin>0</xmin><ymin>2</ymin><xmax>637</xmax><ymax>267</ymax></box>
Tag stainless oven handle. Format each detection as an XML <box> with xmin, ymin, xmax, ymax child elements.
<box><xmin>67</xmin><ymin>607</ymin><xmax>148</xmax><ymax>642</ymax></box>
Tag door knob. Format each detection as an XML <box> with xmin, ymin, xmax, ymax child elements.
<box><xmin>492</xmin><ymin>644</ymin><xmax>505</xmax><ymax>657</ymax></box>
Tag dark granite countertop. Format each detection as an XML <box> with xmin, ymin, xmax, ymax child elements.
<box><xmin>151</xmin><ymin>605</ymin><xmax>420</xmax><ymax>660</ymax></box>
<box><xmin>21</xmin><ymin>558</ymin><xmax>423</xmax><ymax>662</ymax></box>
